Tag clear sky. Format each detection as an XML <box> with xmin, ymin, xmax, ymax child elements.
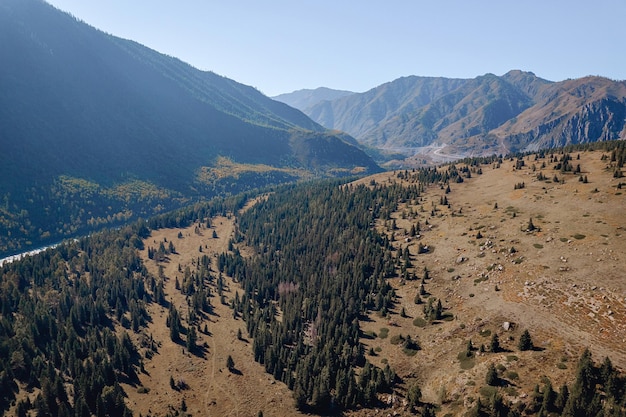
<box><xmin>44</xmin><ymin>0</ymin><xmax>626</xmax><ymax>97</ymax></box>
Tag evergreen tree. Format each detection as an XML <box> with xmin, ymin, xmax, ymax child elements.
<box><xmin>406</xmin><ymin>381</ymin><xmax>422</xmax><ymax>409</ymax></box>
<box><xmin>490</xmin><ymin>333</ymin><xmax>501</xmax><ymax>353</ymax></box>
<box><xmin>486</xmin><ymin>363</ymin><xmax>498</xmax><ymax>386</ymax></box>
<box><xmin>541</xmin><ymin>379</ymin><xmax>556</xmax><ymax>414</ymax></box>
<box><xmin>554</xmin><ymin>384</ymin><xmax>569</xmax><ymax>412</ymax></box>
<box><xmin>168</xmin><ymin>305</ymin><xmax>182</xmax><ymax>342</ymax></box>
<box><xmin>186</xmin><ymin>326</ymin><xmax>197</xmax><ymax>352</ymax></box>
<box><xmin>518</xmin><ymin>329</ymin><xmax>533</xmax><ymax>351</ymax></box>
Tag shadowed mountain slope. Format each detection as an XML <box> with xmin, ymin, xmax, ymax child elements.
<box><xmin>0</xmin><ymin>0</ymin><xmax>379</xmax><ymax>255</ymax></box>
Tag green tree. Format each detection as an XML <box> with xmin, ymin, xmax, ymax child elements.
<box><xmin>186</xmin><ymin>326</ymin><xmax>197</xmax><ymax>352</ymax></box>
<box><xmin>554</xmin><ymin>384</ymin><xmax>569</xmax><ymax>412</ymax></box>
<box><xmin>486</xmin><ymin>363</ymin><xmax>498</xmax><ymax>386</ymax></box>
<box><xmin>518</xmin><ymin>329</ymin><xmax>533</xmax><ymax>351</ymax></box>
<box><xmin>167</xmin><ymin>305</ymin><xmax>182</xmax><ymax>342</ymax></box>
<box><xmin>226</xmin><ymin>355</ymin><xmax>235</xmax><ymax>371</ymax></box>
<box><xmin>541</xmin><ymin>379</ymin><xmax>556</xmax><ymax>414</ymax></box>
<box><xmin>490</xmin><ymin>333</ymin><xmax>501</xmax><ymax>353</ymax></box>
<box><xmin>406</xmin><ymin>381</ymin><xmax>422</xmax><ymax>409</ymax></box>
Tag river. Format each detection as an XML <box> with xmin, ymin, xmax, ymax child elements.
<box><xmin>0</xmin><ymin>243</ymin><xmax>61</xmax><ymax>267</ymax></box>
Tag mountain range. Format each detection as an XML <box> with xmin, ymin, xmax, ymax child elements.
<box><xmin>0</xmin><ymin>0</ymin><xmax>378</xmax><ymax>255</ymax></box>
<box><xmin>275</xmin><ymin>71</ymin><xmax>626</xmax><ymax>163</ymax></box>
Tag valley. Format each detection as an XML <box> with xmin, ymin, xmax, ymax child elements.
<box><xmin>2</xmin><ymin>2</ymin><xmax>626</xmax><ymax>417</ymax></box>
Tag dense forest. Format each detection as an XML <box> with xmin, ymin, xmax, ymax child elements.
<box><xmin>0</xmin><ymin>170</ymin><xmax>300</xmax><ymax>259</ymax></box>
<box><xmin>1</xmin><ymin>140</ymin><xmax>626</xmax><ymax>416</ymax></box>
<box><xmin>220</xmin><ymin>181</ymin><xmax>417</xmax><ymax>410</ymax></box>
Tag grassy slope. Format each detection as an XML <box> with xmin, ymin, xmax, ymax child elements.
<box><xmin>122</xmin><ymin>148</ymin><xmax>625</xmax><ymax>416</ymax></box>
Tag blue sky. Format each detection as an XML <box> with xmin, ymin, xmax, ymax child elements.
<box><xmin>45</xmin><ymin>0</ymin><xmax>626</xmax><ymax>96</ymax></box>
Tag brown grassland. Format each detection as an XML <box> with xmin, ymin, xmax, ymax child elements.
<box><xmin>124</xmin><ymin>149</ymin><xmax>626</xmax><ymax>416</ymax></box>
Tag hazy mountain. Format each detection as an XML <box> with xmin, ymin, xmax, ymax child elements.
<box><xmin>303</xmin><ymin>71</ymin><xmax>626</xmax><ymax>160</ymax></box>
<box><xmin>0</xmin><ymin>0</ymin><xmax>379</xmax><ymax>255</ymax></box>
<box><xmin>272</xmin><ymin>87</ymin><xmax>355</xmax><ymax>112</ymax></box>
<box><xmin>305</xmin><ymin>76</ymin><xmax>466</xmax><ymax>142</ymax></box>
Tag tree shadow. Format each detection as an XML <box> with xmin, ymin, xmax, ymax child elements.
<box><xmin>228</xmin><ymin>367</ymin><xmax>242</xmax><ymax>376</ymax></box>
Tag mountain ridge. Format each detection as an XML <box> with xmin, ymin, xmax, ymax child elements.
<box><xmin>272</xmin><ymin>87</ymin><xmax>354</xmax><ymax>113</ymax></box>
<box><xmin>281</xmin><ymin>71</ymin><xmax>626</xmax><ymax>163</ymax></box>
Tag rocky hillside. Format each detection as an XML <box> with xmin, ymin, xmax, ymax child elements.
<box><xmin>492</xmin><ymin>75</ymin><xmax>626</xmax><ymax>153</ymax></box>
<box><xmin>297</xmin><ymin>71</ymin><xmax>626</xmax><ymax>162</ymax></box>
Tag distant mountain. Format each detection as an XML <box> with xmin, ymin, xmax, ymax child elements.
<box><xmin>273</xmin><ymin>87</ymin><xmax>354</xmax><ymax>112</ymax></box>
<box><xmin>0</xmin><ymin>0</ymin><xmax>379</xmax><ymax>256</ymax></box>
<box><xmin>491</xmin><ymin>75</ymin><xmax>626</xmax><ymax>153</ymax></box>
<box><xmin>302</xmin><ymin>71</ymin><xmax>626</xmax><ymax>161</ymax></box>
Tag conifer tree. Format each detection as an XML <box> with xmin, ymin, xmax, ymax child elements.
<box><xmin>490</xmin><ymin>333</ymin><xmax>501</xmax><ymax>353</ymax></box>
<box><xmin>518</xmin><ymin>329</ymin><xmax>533</xmax><ymax>351</ymax></box>
<box><xmin>486</xmin><ymin>363</ymin><xmax>498</xmax><ymax>386</ymax></box>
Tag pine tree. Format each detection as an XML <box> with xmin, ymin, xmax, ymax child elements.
<box><xmin>490</xmin><ymin>333</ymin><xmax>501</xmax><ymax>353</ymax></box>
<box><xmin>554</xmin><ymin>384</ymin><xmax>569</xmax><ymax>412</ymax></box>
<box><xmin>541</xmin><ymin>379</ymin><xmax>556</xmax><ymax>414</ymax></box>
<box><xmin>486</xmin><ymin>363</ymin><xmax>498</xmax><ymax>386</ymax></box>
<box><xmin>406</xmin><ymin>381</ymin><xmax>422</xmax><ymax>409</ymax></box>
<box><xmin>186</xmin><ymin>326</ymin><xmax>197</xmax><ymax>352</ymax></box>
<box><xmin>518</xmin><ymin>329</ymin><xmax>533</xmax><ymax>351</ymax></box>
<box><xmin>167</xmin><ymin>305</ymin><xmax>182</xmax><ymax>342</ymax></box>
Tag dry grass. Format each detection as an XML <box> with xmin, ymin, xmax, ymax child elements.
<box><xmin>123</xmin><ymin>215</ymin><xmax>306</xmax><ymax>417</ymax></box>
<box><xmin>196</xmin><ymin>156</ymin><xmax>310</xmax><ymax>184</ymax></box>
<box><xmin>123</xmin><ymin>149</ymin><xmax>626</xmax><ymax>417</ymax></box>
<box><xmin>356</xmin><ymin>150</ymin><xmax>626</xmax><ymax>415</ymax></box>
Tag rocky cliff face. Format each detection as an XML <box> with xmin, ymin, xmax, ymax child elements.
<box><xmin>298</xmin><ymin>71</ymin><xmax>626</xmax><ymax>161</ymax></box>
<box><xmin>497</xmin><ymin>79</ymin><xmax>626</xmax><ymax>153</ymax></box>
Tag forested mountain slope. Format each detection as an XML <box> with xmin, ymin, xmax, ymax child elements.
<box><xmin>0</xmin><ymin>0</ymin><xmax>378</xmax><ymax>256</ymax></box>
